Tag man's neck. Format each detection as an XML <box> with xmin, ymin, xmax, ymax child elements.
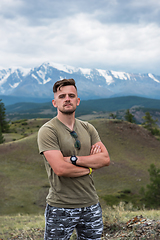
<box><xmin>57</xmin><ymin>112</ymin><xmax>75</xmax><ymax>131</ymax></box>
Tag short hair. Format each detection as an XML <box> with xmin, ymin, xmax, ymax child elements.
<box><xmin>53</xmin><ymin>79</ymin><xmax>77</xmax><ymax>93</ymax></box>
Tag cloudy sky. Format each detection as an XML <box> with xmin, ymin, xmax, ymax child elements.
<box><xmin>1</xmin><ymin>0</ymin><xmax>160</xmax><ymax>75</ymax></box>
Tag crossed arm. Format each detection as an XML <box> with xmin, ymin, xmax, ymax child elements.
<box><xmin>43</xmin><ymin>141</ymin><xmax>110</xmax><ymax>178</ymax></box>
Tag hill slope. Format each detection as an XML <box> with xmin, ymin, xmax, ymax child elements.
<box><xmin>0</xmin><ymin>118</ymin><xmax>160</xmax><ymax>215</ymax></box>
<box><xmin>92</xmin><ymin>119</ymin><xmax>160</xmax><ymax>196</ymax></box>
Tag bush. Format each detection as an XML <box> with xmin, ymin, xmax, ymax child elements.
<box><xmin>0</xmin><ymin>126</ymin><xmax>5</xmax><ymax>144</ymax></box>
<box><xmin>0</xmin><ymin>99</ymin><xmax>10</xmax><ymax>133</ymax></box>
<box><xmin>22</xmin><ymin>122</ymin><xmax>28</xmax><ymax>125</ymax></box>
<box><xmin>151</xmin><ymin>127</ymin><xmax>160</xmax><ymax>136</ymax></box>
<box><xmin>124</xmin><ymin>109</ymin><xmax>135</xmax><ymax>123</ymax></box>
<box><xmin>142</xmin><ymin>112</ymin><xmax>158</xmax><ymax>134</ymax></box>
<box><xmin>141</xmin><ymin>164</ymin><xmax>160</xmax><ymax>208</ymax></box>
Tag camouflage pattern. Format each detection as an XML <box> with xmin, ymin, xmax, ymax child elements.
<box><xmin>44</xmin><ymin>202</ymin><xmax>103</xmax><ymax>240</ymax></box>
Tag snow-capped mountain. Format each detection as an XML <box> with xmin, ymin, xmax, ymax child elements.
<box><xmin>0</xmin><ymin>62</ymin><xmax>160</xmax><ymax>100</ymax></box>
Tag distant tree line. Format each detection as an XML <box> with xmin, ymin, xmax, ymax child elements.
<box><xmin>110</xmin><ymin>109</ymin><xmax>160</xmax><ymax>137</ymax></box>
<box><xmin>0</xmin><ymin>99</ymin><xmax>10</xmax><ymax>143</ymax></box>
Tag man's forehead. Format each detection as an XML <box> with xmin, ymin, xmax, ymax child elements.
<box><xmin>60</xmin><ymin>85</ymin><xmax>76</xmax><ymax>91</ymax></box>
<box><xmin>54</xmin><ymin>85</ymin><xmax>77</xmax><ymax>96</ymax></box>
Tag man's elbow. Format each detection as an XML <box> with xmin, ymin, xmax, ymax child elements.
<box><xmin>104</xmin><ymin>154</ymin><xmax>110</xmax><ymax>166</ymax></box>
<box><xmin>106</xmin><ymin>158</ymin><xmax>110</xmax><ymax>166</ymax></box>
<box><xmin>54</xmin><ymin>166</ymin><xmax>66</xmax><ymax>177</ymax></box>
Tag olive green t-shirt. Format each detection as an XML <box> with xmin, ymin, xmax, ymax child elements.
<box><xmin>37</xmin><ymin>117</ymin><xmax>101</xmax><ymax>208</ymax></box>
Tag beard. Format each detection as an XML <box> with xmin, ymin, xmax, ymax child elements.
<box><xmin>59</xmin><ymin>104</ymin><xmax>76</xmax><ymax>115</ymax></box>
<box><xmin>59</xmin><ymin>109</ymin><xmax>76</xmax><ymax>115</ymax></box>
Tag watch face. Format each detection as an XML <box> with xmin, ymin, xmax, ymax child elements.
<box><xmin>71</xmin><ymin>156</ymin><xmax>77</xmax><ymax>161</ymax></box>
<box><xmin>71</xmin><ymin>156</ymin><xmax>77</xmax><ymax>165</ymax></box>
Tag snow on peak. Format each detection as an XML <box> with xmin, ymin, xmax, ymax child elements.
<box><xmin>32</xmin><ymin>74</ymin><xmax>42</xmax><ymax>84</ymax></box>
<box><xmin>96</xmin><ymin>69</ymin><xmax>114</xmax><ymax>85</ymax></box>
<box><xmin>32</xmin><ymin>70</ymin><xmax>51</xmax><ymax>85</ymax></box>
<box><xmin>79</xmin><ymin>67</ymin><xmax>91</xmax><ymax>75</ymax></box>
<box><xmin>0</xmin><ymin>72</ymin><xmax>10</xmax><ymax>86</ymax></box>
<box><xmin>148</xmin><ymin>73</ymin><xmax>160</xmax><ymax>83</ymax></box>
<box><xmin>8</xmin><ymin>66</ymin><xmax>30</xmax><ymax>76</ymax></box>
<box><xmin>48</xmin><ymin>62</ymin><xmax>76</xmax><ymax>74</ymax></box>
<box><xmin>111</xmin><ymin>70</ymin><xmax>131</xmax><ymax>80</ymax></box>
<box><xmin>9</xmin><ymin>82</ymin><xmax>21</xmax><ymax>89</ymax></box>
<box><xmin>17</xmin><ymin>67</ymin><xmax>31</xmax><ymax>76</ymax></box>
<box><xmin>37</xmin><ymin>70</ymin><xmax>46</xmax><ymax>82</ymax></box>
<box><xmin>44</xmin><ymin>62</ymin><xmax>93</xmax><ymax>76</ymax></box>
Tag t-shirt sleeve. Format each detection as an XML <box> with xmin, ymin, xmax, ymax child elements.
<box><xmin>37</xmin><ymin>125</ymin><xmax>60</xmax><ymax>154</ymax></box>
<box><xmin>87</xmin><ymin>123</ymin><xmax>101</xmax><ymax>145</ymax></box>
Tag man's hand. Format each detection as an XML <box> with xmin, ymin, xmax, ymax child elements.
<box><xmin>76</xmin><ymin>141</ymin><xmax>110</xmax><ymax>169</ymax></box>
<box><xmin>63</xmin><ymin>141</ymin><xmax>110</xmax><ymax>169</ymax></box>
<box><xmin>90</xmin><ymin>144</ymin><xmax>102</xmax><ymax>155</ymax></box>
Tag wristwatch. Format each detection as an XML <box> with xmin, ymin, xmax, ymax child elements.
<box><xmin>70</xmin><ymin>155</ymin><xmax>78</xmax><ymax>165</ymax></box>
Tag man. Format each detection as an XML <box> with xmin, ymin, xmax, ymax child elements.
<box><xmin>37</xmin><ymin>78</ymin><xmax>110</xmax><ymax>240</ymax></box>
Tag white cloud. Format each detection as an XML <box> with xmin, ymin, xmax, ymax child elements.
<box><xmin>0</xmin><ymin>0</ymin><xmax>160</xmax><ymax>75</ymax></box>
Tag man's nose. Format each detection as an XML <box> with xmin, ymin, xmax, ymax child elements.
<box><xmin>65</xmin><ymin>95</ymin><xmax>70</xmax><ymax>101</ymax></box>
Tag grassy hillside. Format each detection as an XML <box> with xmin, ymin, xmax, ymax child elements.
<box><xmin>0</xmin><ymin>118</ymin><xmax>160</xmax><ymax>215</ymax></box>
<box><xmin>91</xmin><ymin>119</ymin><xmax>160</xmax><ymax>200</ymax></box>
<box><xmin>0</xmin><ymin>119</ymin><xmax>49</xmax><ymax>215</ymax></box>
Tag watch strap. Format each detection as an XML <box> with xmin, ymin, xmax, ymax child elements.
<box><xmin>70</xmin><ymin>155</ymin><xmax>77</xmax><ymax>165</ymax></box>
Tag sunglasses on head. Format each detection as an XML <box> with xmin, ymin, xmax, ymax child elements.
<box><xmin>70</xmin><ymin>131</ymin><xmax>81</xmax><ymax>150</ymax></box>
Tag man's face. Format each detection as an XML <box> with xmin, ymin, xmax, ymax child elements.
<box><xmin>52</xmin><ymin>85</ymin><xmax>80</xmax><ymax>115</ymax></box>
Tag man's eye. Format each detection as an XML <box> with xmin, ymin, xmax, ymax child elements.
<box><xmin>59</xmin><ymin>95</ymin><xmax>65</xmax><ymax>98</ymax></box>
<box><xmin>69</xmin><ymin>94</ymin><xmax>75</xmax><ymax>98</ymax></box>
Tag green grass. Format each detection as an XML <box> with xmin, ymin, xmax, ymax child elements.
<box><xmin>0</xmin><ymin>214</ymin><xmax>45</xmax><ymax>240</ymax></box>
<box><xmin>1</xmin><ymin>118</ymin><xmax>160</xmax><ymax>216</ymax></box>
<box><xmin>90</xmin><ymin>119</ymin><xmax>160</xmax><ymax>207</ymax></box>
<box><xmin>0</xmin><ymin>119</ymin><xmax>50</xmax><ymax>215</ymax></box>
<box><xmin>4</xmin><ymin>118</ymin><xmax>49</xmax><ymax>143</ymax></box>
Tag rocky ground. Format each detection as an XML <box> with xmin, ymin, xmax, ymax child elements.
<box><xmin>102</xmin><ymin>215</ymin><xmax>160</xmax><ymax>239</ymax></box>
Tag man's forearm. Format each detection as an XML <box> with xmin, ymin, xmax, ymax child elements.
<box><xmin>63</xmin><ymin>142</ymin><xmax>110</xmax><ymax>170</ymax></box>
<box><xmin>77</xmin><ymin>142</ymin><xmax>110</xmax><ymax>169</ymax></box>
<box><xmin>76</xmin><ymin>152</ymin><xmax>110</xmax><ymax>169</ymax></box>
<box><xmin>64</xmin><ymin>152</ymin><xmax>110</xmax><ymax>169</ymax></box>
<box><xmin>44</xmin><ymin>150</ymin><xmax>90</xmax><ymax>178</ymax></box>
<box><xmin>59</xmin><ymin>163</ymin><xmax>90</xmax><ymax>177</ymax></box>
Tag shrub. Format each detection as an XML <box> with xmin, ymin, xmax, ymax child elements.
<box><xmin>22</xmin><ymin>122</ymin><xmax>28</xmax><ymax>125</ymax></box>
<box><xmin>141</xmin><ymin>164</ymin><xmax>160</xmax><ymax>208</ymax></box>
<box><xmin>124</xmin><ymin>109</ymin><xmax>135</xmax><ymax>123</ymax></box>
<box><xmin>151</xmin><ymin>127</ymin><xmax>160</xmax><ymax>136</ymax></box>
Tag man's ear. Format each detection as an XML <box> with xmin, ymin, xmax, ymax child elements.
<box><xmin>52</xmin><ymin>99</ymin><xmax>57</xmax><ymax>108</ymax></box>
<box><xmin>77</xmin><ymin>97</ymin><xmax>80</xmax><ymax>106</ymax></box>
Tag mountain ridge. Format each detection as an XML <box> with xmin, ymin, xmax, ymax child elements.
<box><xmin>0</xmin><ymin>62</ymin><xmax>160</xmax><ymax>101</ymax></box>
<box><xmin>5</xmin><ymin>96</ymin><xmax>160</xmax><ymax>126</ymax></box>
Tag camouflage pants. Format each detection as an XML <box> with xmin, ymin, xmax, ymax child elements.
<box><xmin>44</xmin><ymin>202</ymin><xmax>103</xmax><ymax>240</ymax></box>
